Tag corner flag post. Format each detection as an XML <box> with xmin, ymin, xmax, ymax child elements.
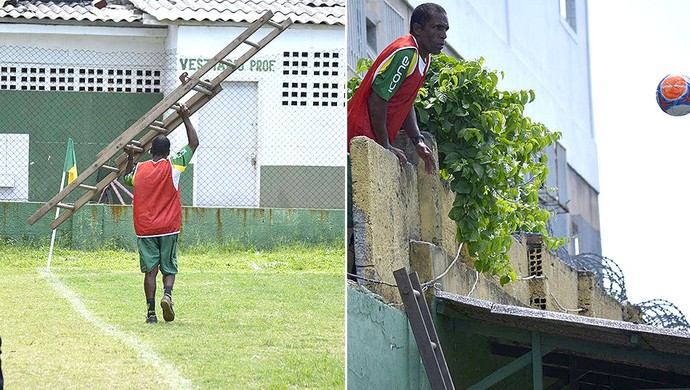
<box><xmin>48</xmin><ymin>138</ymin><xmax>77</xmax><ymax>269</ymax></box>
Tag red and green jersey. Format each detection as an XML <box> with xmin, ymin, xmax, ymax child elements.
<box><xmin>347</xmin><ymin>34</ymin><xmax>429</xmax><ymax>151</ymax></box>
<box><xmin>124</xmin><ymin>145</ymin><xmax>193</xmax><ymax>238</ymax></box>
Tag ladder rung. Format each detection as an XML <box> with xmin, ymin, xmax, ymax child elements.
<box><xmin>57</xmin><ymin>202</ymin><xmax>75</xmax><ymax>210</ymax></box>
<box><xmin>124</xmin><ymin>144</ymin><xmax>144</xmax><ymax>153</ymax></box>
<box><xmin>129</xmin><ymin>140</ymin><xmax>142</xmax><ymax>146</ymax></box>
<box><xmin>78</xmin><ymin>184</ymin><xmax>98</xmax><ymax>191</ymax></box>
<box><xmin>198</xmin><ymin>80</ymin><xmax>213</xmax><ymax>89</ymax></box>
<box><xmin>192</xmin><ymin>85</ymin><xmax>213</xmax><ymax>95</ymax></box>
<box><xmin>266</xmin><ymin>20</ymin><xmax>282</xmax><ymax>29</ymax></box>
<box><xmin>102</xmin><ymin>165</ymin><xmax>120</xmax><ymax>173</ymax></box>
<box><xmin>152</xmin><ymin>120</ymin><xmax>165</xmax><ymax>127</ymax></box>
<box><xmin>148</xmin><ymin>124</ymin><xmax>167</xmax><ymax>133</ymax></box>
<box><xmin>219</xmin><ymin>59</ymin><xmax>235</xmax><ymax>67</ymax></box>
<box><xmin>244</xmin><ymin>40</ymin><xmax>260</xmax><ymax>48</ymax></box>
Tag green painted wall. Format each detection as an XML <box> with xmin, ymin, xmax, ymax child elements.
<box><xmin>1</xmin><ymin>202</ymin><xmax>344</xmax><ymax>250</ymax></box>
<box><xmin>0</xmin><ymin>90</ymin><xmax>195</xmax><ymax>204</ymax></box>
<box><xmin>260</xmin><ymin>165</ymin><xmax>345</xmax><ymax>209</ymax></box>
<box><xmin>347</xmin><ymin>285</ymin><xmax>431</xmax><ymax>390</ymax></box>
<box><xmin>347</xmin><ymin>287</ymin><xmax>542</xmax><ymax>388</ymax></box>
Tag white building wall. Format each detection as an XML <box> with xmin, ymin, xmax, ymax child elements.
<box><xmin>176</xmin><ymin>24</ymin><xmax>345</xmax><ymax>168</ymax></box>
<box><xmin>0</xmin><ymin>23</ymin><xmax>167</xmax><ymax>53</ymax></box>
<box><xmin>408</xmin><ymin>0</ymin><xmax>599</xmax><ymax>192</ymax></box>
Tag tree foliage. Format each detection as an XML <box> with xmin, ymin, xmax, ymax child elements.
<box><xmin>348</xmin><ymin>55</ymin><xmax>564</xmax><ymax>284</ymax></box>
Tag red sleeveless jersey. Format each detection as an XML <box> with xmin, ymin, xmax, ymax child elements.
<box><xmin>132</xmin><ymin>159</ymin><xmax>182</xmax><ymax>237</ymax></box>
<box><xmin>347</xmin><ymin>34</ymin><xmax>429</xmax><ymax>151</ymax></box>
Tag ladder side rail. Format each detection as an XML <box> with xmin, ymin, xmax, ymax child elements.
<box><xmin>180</xmin><ymin>10</ymin><xmax>277</xmax><ymax>86</ymax></box>
<box><xmin>28</xmin><ymin>69</ymin><xmax>225</xmax><ymax>225</ymax></box>
<box><xmin>393</xmin><ymin>268</ymin><xmax>449</xmax><ymax>390</ymax></box>
<box><xmin>27</xmin><ymin>82</ymin><xmax>208</xmax><ymax>225</ymax></box>
<box><xmin>409</xmin><ymin>273</ymin><xmax>455</xmax><ymax>389</ymax></box>
<box><xmin>110</xmin><ymin>86</ymin><xmax>223</xmax><ymax>169</ymax></box>
<box><xmin>207</xmin><ymin>19</ymin><xmax>292</xmax><ymax>88</ymax></box>
<box><xmin>49</xmin><ymin>167</ymin><xmax>122</xmax><ymax>228</ymax></box>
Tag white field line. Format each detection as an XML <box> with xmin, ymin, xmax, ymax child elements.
<box><xmin>38</xmin><ymin>267</ymin><xmax>192</xmax><ymax>390</ymax></box>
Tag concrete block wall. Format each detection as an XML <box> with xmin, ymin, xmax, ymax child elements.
<box><xmin>350</xmin><ymin>134</ymin><xmax>625</xmax><ymax>321</ymax></box>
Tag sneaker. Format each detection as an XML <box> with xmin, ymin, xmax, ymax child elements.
<box><xmin>146</xmin><ymin>312</ymin><xmax>158</xmax><ymax>324</ymax></box>
<box><xmin>160</xmin><ymin>294</ymin><xmax>175</xmax><ymax>322</ymax></box>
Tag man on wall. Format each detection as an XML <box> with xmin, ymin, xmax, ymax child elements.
<box><xmin>347</xmin><ymin>3</ymin><xmax>449</xmax><ymax>277</ymax></box>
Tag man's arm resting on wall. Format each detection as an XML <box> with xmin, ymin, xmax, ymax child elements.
<box><xmin>402</xmin><ymin>108</ymin><xmax>436</xmax><ymax>174</ymax></box>
<box><xmin>367</xmin><ymin>91</ymin><xmax>408</xmax><ymax>168</ymax></box>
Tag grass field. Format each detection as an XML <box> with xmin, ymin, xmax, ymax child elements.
<box><xmin>0</xmin><ymin>242</ymin><xmax>345</xmax><ymax>389</ymax></box>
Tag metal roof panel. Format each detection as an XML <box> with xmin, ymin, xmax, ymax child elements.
<box><xmin>128</xmin><ymin>0</ymin><xmax>344</xmax><ymax>25</ymax></box>
<box><xmin>0</xmin><ymin>0</ymin><xmax>343</xmax><ymax>25</ymax></box>
<box><xmin>0</xmin><ymin>1</ymin><xmax>142</xmax><ymax>23</ymax></box>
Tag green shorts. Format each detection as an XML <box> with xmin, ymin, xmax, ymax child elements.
<box><xmin>347</xmin><ymin>153</ymin><xmax>353</xmax><ymax>229</ymax></box>
<box><xmin>137</xmin><ymin>234</ymin><xmax>179</xmax><ymax>275</ymax></box>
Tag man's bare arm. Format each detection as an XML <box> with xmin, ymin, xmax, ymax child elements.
<box><xmin>367</xmin><ymin>92</ymin><xmax>407</xmax><ymax>168</ymax></box>
<box><xmin>177</xmin><ymin>104</ymin><xmax>199</xmax><ymax>153</ymax></box>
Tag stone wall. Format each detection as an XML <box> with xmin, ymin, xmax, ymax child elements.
<box><xmin>350</xmin><ymin>134</ymin><xmax>625</xmax><ymax>321</ymax></box>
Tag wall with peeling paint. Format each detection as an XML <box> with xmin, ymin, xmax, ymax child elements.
<box><xmin>1</xmin><ymin>201</ymin><xmax>344</xmax><ymax>249</ymax></box>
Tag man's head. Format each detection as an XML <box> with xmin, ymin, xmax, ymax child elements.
<box><xmin>150</xmin><ymin>135</ymin><xmax>170</xmax><ymax>158</ymax></box>
<box><xmin>410</xmin><ymin>3</ymin><xmax>449</xmax><ymax>58</ymax></box>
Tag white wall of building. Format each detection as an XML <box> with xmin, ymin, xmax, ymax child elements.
<box><xmin>0</xmin><ymin>23</ymin><xmax>167</xmax><ymax>53</ymax></box>
<box><xmin>175</xmin><ymin>24</ymin><xmax>345</xmax><ymax>168</ymax></box>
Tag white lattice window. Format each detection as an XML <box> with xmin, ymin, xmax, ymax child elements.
<box><xmin>281</xmin><ymin>50</ymin><xmax>344</xmax><ymax>107</ymax></box>
<box><xmin>0</xmin><ymin>65</ymin><xmax>163</xmax><ymax>93</ymax></box>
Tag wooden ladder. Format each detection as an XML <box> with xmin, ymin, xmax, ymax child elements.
<box><xmin>27</xmin><ymin>11</ymin><xmax>291</xmax><ymax>230</ymax></box>
<box><xmin>394</xmin><ymin>267</ymin><xmax>455</xmax><ymax>390</ymax></box>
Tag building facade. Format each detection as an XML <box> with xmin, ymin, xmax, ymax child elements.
<box><xmin>0</xmin><ymin>0</ymin><xmax>346</xmax><ymax>210</ymax></box>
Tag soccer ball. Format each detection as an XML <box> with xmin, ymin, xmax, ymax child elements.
<box><xmin>656</xmin><ymin>74</ymin><xmax>690</xmax><ymax>116</ymax></box>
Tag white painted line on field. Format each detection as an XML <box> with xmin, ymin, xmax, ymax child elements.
<box><xmin>38</xmin><ymin>267</ymin><xmax>192</xmax><ymax>390</ymax></box>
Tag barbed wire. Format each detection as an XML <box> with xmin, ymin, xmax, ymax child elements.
<box><xmin>636</xmin><ymin>299</ymin><xmax>690</xmax><ymax>332</ymax></box>
<box><xmin>349</xmin><ymin>236</ymin><xmax>690</xmax><ymax>332</ymax></box>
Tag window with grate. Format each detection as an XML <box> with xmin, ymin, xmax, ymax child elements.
<box><xmin>559</xmin><ymin>0</ymin><xmax>577</xmax><ymax>33</ymax></box>
<box><xmin>281</xmin><ymin>50</ymin><xmax>343</xmax><ymax>107</ymax></box>
<box><xmin>0</xmin><ymin>66</ymin><xmax>162</xmax><ymax>93</ymax></box>
<box><xmin>380</xmin><ymin>1</ymin><xmax>405</xmax><ymax>49</ymax></box>
<box><xmin>347</xmin><ymin>0</ymin><xmax>367</xmax><ymax>72</ymax></box>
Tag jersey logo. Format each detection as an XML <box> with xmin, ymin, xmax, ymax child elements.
<box><xmin>387</xmin><ymin>55</ymin><xmax>410</xmax><ymax>94</ymax></box>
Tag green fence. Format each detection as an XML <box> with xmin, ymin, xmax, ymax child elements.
<box><xmin>0</xmin><ymin>90</ymin><xmax>166</xmax><ymax>204</ymax></box>
<box><xmin>1</xmin><ymin>201</ymin><xmax>344</xmax><ymax>250</ymax></box>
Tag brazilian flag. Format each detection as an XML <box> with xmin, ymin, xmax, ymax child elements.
<box><xmin>63</xmin><ymin>138</ymin><xmax>77</xmax><ymax>184</ymax></box>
